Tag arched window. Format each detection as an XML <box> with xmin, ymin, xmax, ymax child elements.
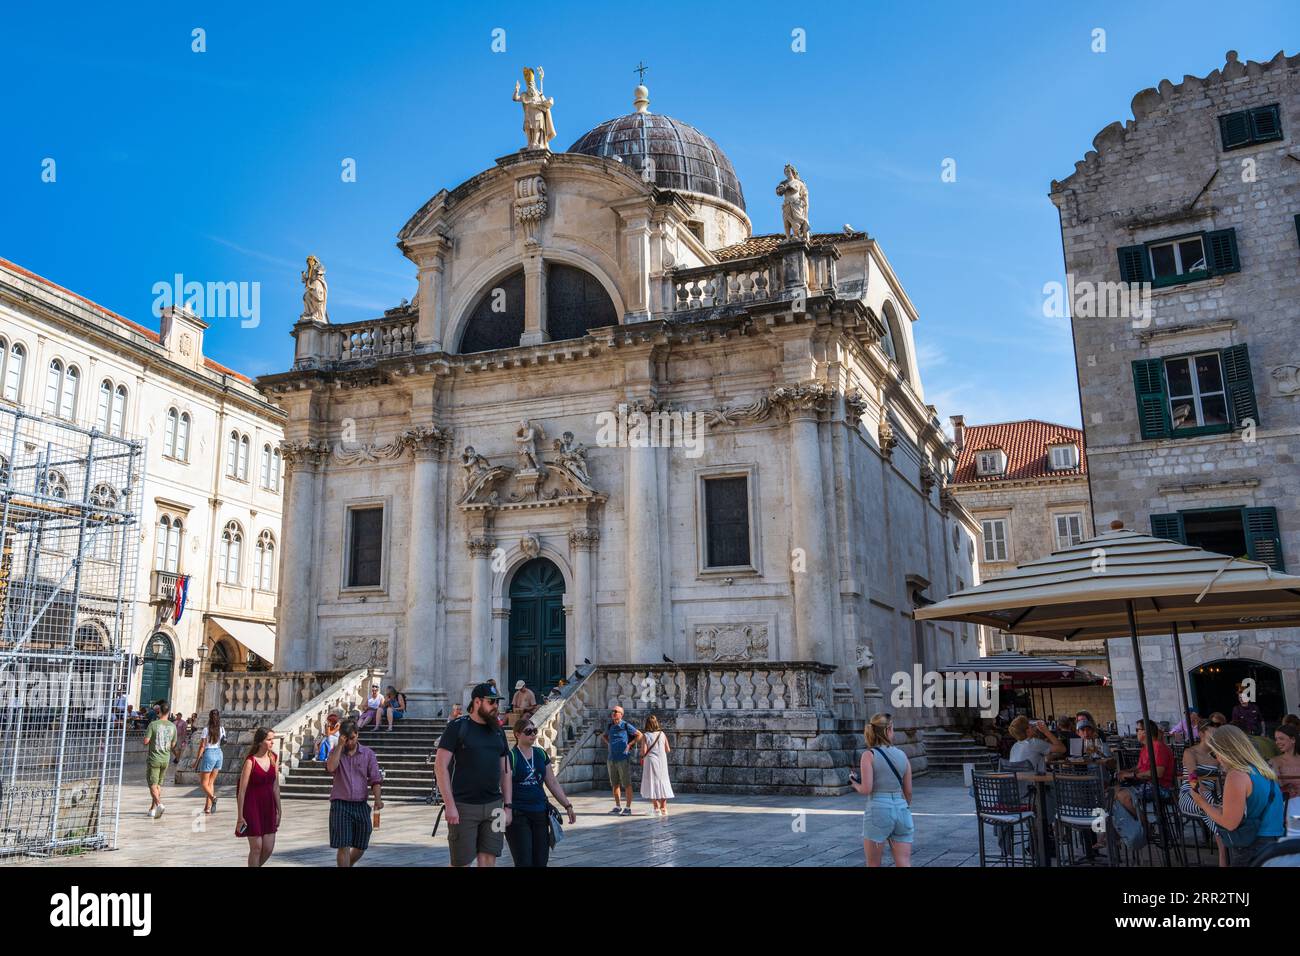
<box><xmin>41</xmin><ymin>469</ymin><xmax>69</xmax><ymax>500</ymax></box>
<box><xmin>226</xmin><ymin>431</ymin><xmax>239</xmax><ymax>477</ymax></box>
<box><xmin>164</xmin><ymin>408</ymin><xmax>178</xmax><ymax>456</ymax></box>
<box><xmin>97</xmin><ymin>379</ymin><xmax>113</xmax><ymax>432</ymax></box>
<box><xmin>879</xmin><ymin>302</ymin><xmax>909</xmax><ymax>382</ymax></box>
<box><xmin>0</xmin><ymin>454</ymin><xmax>9</xmax><ymax>486</ymax></box>
<box><xmin>458</xmin><ymin>269</ymin><xmax>525</xmax><ymax>353</ymax></box>
<box><xmin>44</xmin><ymin>358</ymin><xmax>63</xmax><ymax>415</ymax></box>
<box><xmin>75</xmin><ymin>621</ymin><xmax>108</xmax><ymax>651</ymax></box>
<box><xmin>2</xmin><ymin>339</ymin><xmax>25</xmax><ymax>403</ymax></box>
<box><xmin>177</xmin><ymin>412</ymin><xmax>191</xmax><ymax>460</ymax></box>
<box><xmin>111</xmin><ymin>384</ymin><xmax>127</xmax><ymax>436</ymax></box>
<box><xmin>154</xmin><ymin>514</ymin><xmax>183</xmax><ymax>573</ymax></box>
<box><xmin>271</xmin><ymin>447</ymin><xmax>281</xmax><ymax>491</ymax></box>
<box><xmin>545</xmin><ymin>264</ymin><xmax>619</xmax><ymax>341</ymax></box>
<box><xmin>60</xmin><ymin>365</ymin><xmax>79</xmax><ymax>420</ymax></box>
<box><xmin>254</xmin><ymin>529</ymin><xmax>276</xmax><ymax>590</ymax></box>
<box><xmin>238</xmin><ymin>435</ymin><xmax>250</xmax><ymax>480</ymax></box>
<box><xmin>219</xmin><ymin>520</ymin><xmax>243</xmax><ymax>585</ymax></box>
<box><xmin>260</xmin><ymin>443</ymin><xmax>272</xmax><ymax>488</ymax></box>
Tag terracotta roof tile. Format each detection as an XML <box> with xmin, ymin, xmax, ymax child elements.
<box><xmin>952</xmin><ymin>419</ymin><xmax>1087</xmax><ymax>484</ymax></box>
<box><xmin>711</xmin><ymin>231</ymin><xmax>867</xmax><ymax>261</ymax></box>
<box><xmin>0</xmin><ymin>257</ymin><xmax>252</xmax><ymax>384</ymax></box>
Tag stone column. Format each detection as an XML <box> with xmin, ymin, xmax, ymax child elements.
<box><xmin>520</xmin><ymin>253</ymin><xmax>549</xmax><ymax>346</ymax></box>
<box><xmin>277</xmin><ymin>440</ymin><xmax>328</xmax><ymax>670</ymax></box>
<box><xmin>402</xmin><ymin>430</ymin><xmax>444</xmax><ymax>716</ymax></box>
<box><xmin>779</xmin><ymin>385</ymin><xmax>834</xmax><ymax>663</ymax></box>
<box><xmin>625</xmin><ymin>407</ymin><xmax>662</xmax><ymax>664</ymax></box>
<box><xmin>468</xmin><ymin>535</ymin><xmax>495</xmax><ymax>693</ymax></box>
<box><xmin>570</xmin><ymin>529</ymin><xmax>599</xmax><ymax>665</ymax></box>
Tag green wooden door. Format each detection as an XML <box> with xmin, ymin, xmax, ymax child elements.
<box><xmin>139</xmin><ymin>633</ymin><xmax>174</xmax><ymax>708</ymax></box>
<box><xmin>508</xmin><ymin>559</ymin><xmax>566</xmax><ymax>699</ymax></box>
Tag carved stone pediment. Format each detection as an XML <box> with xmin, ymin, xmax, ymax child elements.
<box><xmin>695</xmin><ymin>624</ymin><xmax>770</xmax><ymax>663</ymax></box>
<box><xmin>459</xmin><ymin>428</ymin><xmax>603</xmax><ymax>508</ymax></box>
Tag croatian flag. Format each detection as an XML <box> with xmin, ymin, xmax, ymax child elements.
<box><xmin>173</xmin><ymin>574</ymin><xmax>189</xmax><ymax>624</ymax></box>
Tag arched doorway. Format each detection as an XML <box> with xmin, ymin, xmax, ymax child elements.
<box><xmin>508</xmin><ymin>558</ymin><xmax>566</xmax><ymax>700</ymax></box>
<box><xmin>139</xmin><ymin>633</ymin><xmax>175</xmax><ymax>708</ymax></box>
<box><xmin>1190</xmin><ymin>658</ymin><xmax>1287</xmax><ymax>728</ymax></box>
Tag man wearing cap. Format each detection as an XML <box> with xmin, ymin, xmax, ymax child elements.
<box><xmin>434</xmin><ymin>682</ymin><xmax>512</xmax><ymax>867</ymax></box>
<box><xmin>511</xmin><ymin>679</ymin><xmax>537</xmax><ymax>720</ymax></box>
<box><xmin>601</xmin><ymin>705</ymin><xmax>643</xmax><ymax>816</ymax></box>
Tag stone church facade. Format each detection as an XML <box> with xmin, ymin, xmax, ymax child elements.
<box><xmin>259</xmin><ymin>80</ymin><xmax>981</xmax><ymax>737</ymax></box>
<box><xmin>1051</xmin><ymin>51</ymin><xmax>1300</xmax><ymax>731</ymax></box>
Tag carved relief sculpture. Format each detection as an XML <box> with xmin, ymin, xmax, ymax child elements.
<box><xmin>459</xmin><ymin>446</ymin><xmax>514</xmax><ymax>505</ymax></box>
<box><xmin>512</xmin><ymin>67</ymin><xmax>556</xmax><ymax>151</ymax></box>
<box><xmin>775</xmin><ymin>164</ymin><xmax>810</xmax><ymax>240</ymax></box>
<box><xmin>514</xmin><ymin>174</ymin><xmax>549</xmax><ymax>245</ymax></box>
<box><xmin>300</xmin><ymin>255</ymin><xmax>329</xmax><ymax>323</ymax></box>
<box><xmin>519</xmin><ymin>533</ymin><xmax>541</xmax><ymax>560</ymax></box>
<box><xmin>1270</xmin><ymin>365</ymin><xmax>1300</xmax><ymax>396</ymax></box>
<box><xmin>695</xmin><ymin>624</ymin><xmax>770</xmax><ymax>662</ymax></box>
<box><xmin>280</xmin><ymin>438</ymin><xmax>331</xmax><ymax>468</ymax></box>
<box><xmin>844</xmin><ymin>390</ymin><xmax>868</xmax><ymax>427</ymax></box>
<box><xmin>551</xmin><ymin>431</ymin><xmax>596</xmax><ymax>495</ymax></box>
<box><xmin>878</xmin><ymin>418</ymin><xmax>897</xmax><ymax>461</ymax></box>
<box><xmin>515</xmin><ymin>420</ymin><xmax>544</xmax><ymax>472</ymax></box>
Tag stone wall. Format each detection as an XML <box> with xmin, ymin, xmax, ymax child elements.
<box><xmin>1051</xmin><ymin>50</ymin><xmax>1300</xmax><ymax>725</ymax></box>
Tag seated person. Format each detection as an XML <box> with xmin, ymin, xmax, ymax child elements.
<box><xmin>380</xmin><ymin>686</ymin><xmax>407</xmax><ymax>731</ymax></box>
<box><xmin>1076</xmin><ymin>717</ymin><xmax>1112</xmax><ymax>758</ymax></box>
<box><xmin>1055</xmin><ymin>716</ymin><xmax>1078</xmax><ymax>741</ymax></box>
<box><xmin>315</xmin><ymin>712</ymin><xmax>342</xmax><ymax>760</ymax></box>
<box><xmin>1007</xmin><ymin>716</ymin><xmax>1065</xmax><ymax>773</ymax></box>
<box><xmin>1169</xmin><ymin>709</ymin><xmax>1202</xmax><ymax>741</ymax></box>
<box><xmin>1075</xmin><ymin>710</ymin><xmax>1106</xmax><ymax>740</ymax></box>
<box><xmin>1113</xmin><ymin>719</ymin><xmax>1176</xmax><ymax>818</ymax></box>
<box><xmin>1269</xmin><ymin>724</ymin><xmax>1300</xmax><ymax>800</ymax></box>
<box><xmin>356</xmin><ymin>686</ymin><xmax>383</xmax><ymax>731</ymax></box>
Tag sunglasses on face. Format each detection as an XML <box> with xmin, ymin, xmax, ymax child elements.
<box><xmin>521</xmin><ymin>727</ymin><xmax>537</xmax><ymax>736</ymax></box>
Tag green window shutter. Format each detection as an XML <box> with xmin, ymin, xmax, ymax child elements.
<box><xmin>1294</xmin><ymin>214</ymin><xmax>1300</xmax><ymax>247</ymax></box>
<box><xmin>1219</xmin><ymin>110</ymin><xmax>1252</xmax><ymax>149</ymax></box>
<box><xmin>1117</xmin><ymin>244</ymin><xmax>1151</xmax><ymax>284</ymax></box>
<box><xmin>1150</xmin><ymin>513</ymin><xmax>1186</xmax><ymax>543</ymax></box>
<box><xmin>1132</xmin><ymin>359</ymin><xmax>1170</xmax><ymax>439</ymax></box>
<box><xmin>1221</xmin><ymin>344</ymin><xmax>1260</xmax><ymax>427</ymax></box>
<box><xmin>1249</xmin><ymin>104</ymin><xmax>1282</xmax><ymax>143</ymax></box>
<box><xmin>1205</xmin><ymin>228</ymin><xmax>1240</xmax><ymax>275</ymax></box>
<box><xmin>1244</xmin><ymin>507</ymin><xmax>1285</xmax><ymax>571</ymax></box>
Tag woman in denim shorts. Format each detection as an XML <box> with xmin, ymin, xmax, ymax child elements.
<box><xmin>850</xmin><ymin>712</ymin><xmax>914</xmax><ymax>866</ymax></box>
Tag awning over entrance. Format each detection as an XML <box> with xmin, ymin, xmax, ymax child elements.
<box><xmin>207</xmin><ymin>615</ymin><xmax>276</xmax><ymax>665</ymax></box>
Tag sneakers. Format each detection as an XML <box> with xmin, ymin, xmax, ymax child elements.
<box><xmin>608</xmin><ymin>805</ymin><xmax>623</xmax><ymax>814</ymax></box>
<box><xmin>621</xmin><ymin>807</ymin><xmax>632</xmax><ymax>816</ymax></box>
<box><xmin>155</xmin><ymin>803</ymin><xmax>166</xmax><ymax>818</ymax></box>
<box><xmin>147</xmin><ymin>806</ymin><xmax>158</xmax><ymax>818</ymax></box>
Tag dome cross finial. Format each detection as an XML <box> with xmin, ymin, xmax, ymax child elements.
<box><xmin>633</xmin><ymin>62</ymin><xmax>650</xmax><ymax>113</ymax></box>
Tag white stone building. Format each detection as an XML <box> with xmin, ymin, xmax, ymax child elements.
<box><xmin>0</xmin><ymin>258</ymin><xmax>286</xmax><ymax>717</ymax></box>
<box><xmin>946</xmin><ymin>417</ymin><xmax>1115</xmax><ymax>723</ymax></box>
<box><xmin>1050</xmin><ymin>50</ymin><xmax>1300</xmax><ymax>731</ymax></box>
<box><xmin>260</xmin><ymin>80</ymin><xmax>981</xmax><ymax>751</ymax></box>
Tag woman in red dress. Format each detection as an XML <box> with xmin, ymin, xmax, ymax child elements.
<box><xmin>236</xmin><ymin>727</ymin><xmax>281</xmax><ymax>867</ymax></box>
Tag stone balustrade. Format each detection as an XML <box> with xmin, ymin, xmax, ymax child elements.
<box><xmin>202</xmin><ymin>670</ymin><xmax>349</xmax><ymax>717</ymax></box>
<box><xmin>597</xmin><ymin>662</ymin><xmax>838</xmax><ymax>714</ymax></box>
<box><xmin>665</xmin><ymin>245</ymin><xmax>840</xmax><ymax>315</ymax></box>
<box><xmin>270</xmin><ymin>666</ymin><xmax>379</xmax><ymax>782</ymax></box>
<box><xmin>294</xmin><ymin>314</ymin><xmax>418</xmax><ymax>369</ymax></box>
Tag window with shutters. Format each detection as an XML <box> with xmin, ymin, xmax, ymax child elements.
<box><xmin>976</xmin><ymin>449</ymin><xmax>1006</xmax><ymax>476</ymax></box>
<box><xmin>1150</xmin><ymin>506</ymin><xmax>1284</xmax><ymax>571</ymax></box>
<box><xmin>981</xmin><ymin>518</ymin><xmax>1009</xmax><ymax>563</ymax></box>
<box><xmin>701</xmin><ymin>475</ymin><xmax>753</xmax><ymax>570</ymax></box>
<box><xmin>345</xmin><ymin>505</ymin><xmax>385</xmax><ymax>589</ymax></box>
<box><xmin>1131</xmin><ymin>344</ymin><xmax>1257</xmax><ymax>440</ymax></box>
<box><xmin>0</xmin><ymin>338</ymin><xmax>25</xmax><ymax>403</ymax></box>
<box><xmin>1218</xmin><ymin>104</ymin><xmax>1283</xmax><ymax>150</ymax></box>
<box><xmin>219</xmin><ymin>520</ymin><xmax>243</xmax><ymax>585</ymax></box>
<box><xmin>1117</xmin><ymin>229</ymin><xmax>1240</xmax><ymax>288</ymax></box>
<box><xmin>1048</xmin><ymin>443</ymin><xmax>1079</xmax><ymax>470</ymax></box>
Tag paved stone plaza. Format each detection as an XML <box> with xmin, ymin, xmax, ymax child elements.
<box><xmin>13</xmin><ymin>778</ymin><xmax>980</xmax><ymax>868</ymax></box>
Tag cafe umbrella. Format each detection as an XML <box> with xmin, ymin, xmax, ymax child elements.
<box><xmin>915</xmin><ymin>522</ymin><xmax>1300</xmax><ymax>865</ymax></box>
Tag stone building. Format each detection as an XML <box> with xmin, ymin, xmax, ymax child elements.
<box><xmin>0</xmin><ymin>258</ymin><xmax>286</xmax><ymax>717</ymax></box>
<box><xmin>946</xmin><ymin>417</ymin><xmax>1114</xmax><ymax>723</ymax></box>
<box><xmin>258</xmin><ymin>78</ymin><xmax>981</xmax><ymax>764</ymax></box>
<box><xmin>1050</xmin><ymin>50</ymin><xmax>1300</xmax><ymax>731</ymax></box>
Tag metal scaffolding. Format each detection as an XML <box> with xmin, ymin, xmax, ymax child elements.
<box><xmin>0</xmin><ymin>406</ymin><xmax>144</xmax><ymax>858</ymax></box>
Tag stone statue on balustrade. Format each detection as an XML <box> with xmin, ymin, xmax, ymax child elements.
<box><xmin>300</xmin><ymin>255</ymin><xmax>329</xmax><ymax>323</ymax></box>
<box><xmin>551</xmin><ymin>431</ymin><xmax>596</xmax><ymax>496</ymax></box>
<box><xmin>515</xmin><ymin>420</ymin><xmax>544</xmax><ymax>472</ymax></box>
<box><xmin>776</xmin><ymin>164</ymin><xmax>810</xmax><ymax>240</ymax></box>
<box><xmin>512</xmin><ymin>67</ymin><xmax>556</xmax><ymax>151</ymax></box>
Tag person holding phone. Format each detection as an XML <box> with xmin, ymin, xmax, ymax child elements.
<box><xmin>850</xmin><ymin>713</ymin><xmax>913</xmax><ymax>867</ymax></box>
<box><xmin>1007</xmin><ymin>716</ymin><xmax>1065</xmax><ymax>773</ymax></box>
<box><xmin>235</xmin><ymin>727</ymin><xmax>280</xmax><ymax>867</ymax></box>
<box><xmin>326</xmin><ymin>719</ymin><xmax>384</xmax><ymax>867</ymax></box>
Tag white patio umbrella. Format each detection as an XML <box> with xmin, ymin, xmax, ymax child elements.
<box><xmin>916</xmin><ymin>522</ymin><xmax>1300</xmax><ymax>865</ymax></box>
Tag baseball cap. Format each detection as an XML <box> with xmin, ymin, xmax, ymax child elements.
<box><xmin>1076</xmin><ymin>717</ymin><xmax>1094</xmax><ymax>729</ymax></box>
<box><xmin>470</xmin><ymin>682</ymin><xmax>503</xmax><ymax>701</ymax></box>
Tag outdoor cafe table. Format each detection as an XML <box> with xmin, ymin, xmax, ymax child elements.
<box><xmin>1015</xmin><ymin>763</ymin><xmax>1115</xmax><ymax>867</ymax></box>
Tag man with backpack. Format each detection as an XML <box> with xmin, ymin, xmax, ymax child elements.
<box><xmin>434</xmin><ymin>682</ymin><xmax>512</xmax><ymax>867</ymax></box>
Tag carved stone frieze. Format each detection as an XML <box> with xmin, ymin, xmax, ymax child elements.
<box><xmin>769</xmin><ymin>382</ymin><xmax>835</xmax><ymax>419</ymax></box>
<box><xmin>334</xmin><ymin>425</ymin><xmax>451</xmax><ymax>465</ymax></box>
<box><xmin>333</xmin><ymin>634</ymin><xmax>387</xmax><ymax>669</ymax></box>
<box><xmin>280</xmin><ymin>439</ymin><xmax>331</xmax><ymax>469</ymax></box>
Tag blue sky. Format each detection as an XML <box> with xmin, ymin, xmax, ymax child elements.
<box><xmin>3</xmin><ymin>2</ymin><xmax>1295</xmax><ymax>428</ymax></box>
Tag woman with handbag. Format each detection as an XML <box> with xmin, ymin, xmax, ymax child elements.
<box><xmin>639</xmin><ymin>714</ymin><xmax>675</xmax><ymax>816</ymax></box>
<box><xmin>505</xmin><ymin>718</ymin><xmax>576</xmax><ymax>867</ymax></box>
<box><xmin>1187</xmin><ymin>724</ymin><xmax>1286</xmax><ymax>866</ymax></box>
<box><xmin>850</xmin><ymin>712</ymin><xmax>913</xmax><ymax>867</ymax></box>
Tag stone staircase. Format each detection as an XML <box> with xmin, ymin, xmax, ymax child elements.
<box><xmin>921</xmin><ymin>728</ymin><xmax>999</xmax><ymax>774</ymax></box>
<box><xmin>280</xmin><ymin>718</ymin><xmax>446</xmax><ymax>803</ymax></box>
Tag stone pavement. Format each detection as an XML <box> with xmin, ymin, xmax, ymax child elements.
<box><xmin>10</xmin><ymin>776</ymin><xmax>981</xmax><ymax>867</ymax></box>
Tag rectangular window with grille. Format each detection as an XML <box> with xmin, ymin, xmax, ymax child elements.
<box><xmin>703</xmin><ymin>476</ymin><xmax>751</xmax><ymax>569</ymax></box>
<box><xmin>347</xmin><ymin>506</ymin><xmax>384</xmax><ymax>588</ymax></box>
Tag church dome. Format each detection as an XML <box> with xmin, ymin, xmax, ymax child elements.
<box><xmin>567</xmin><ymin>86</ymin><xmax>746</xmax><ymax>211</ymax></box>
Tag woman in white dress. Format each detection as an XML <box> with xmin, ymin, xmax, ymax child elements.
<box><xmin>639</xmin><ymin>714</ymin><xmax>675</xmax><ymax>815</ymax></box>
